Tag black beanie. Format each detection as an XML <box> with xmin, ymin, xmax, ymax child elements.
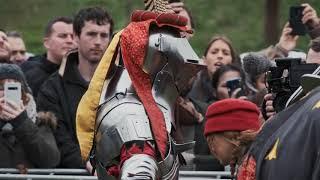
<box><xmin>0</xmin><ymin>63</ymin><xmax>31</xmax><ymax>93</ymax></box>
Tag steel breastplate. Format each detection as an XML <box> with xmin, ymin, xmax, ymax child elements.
<box><xmin>95</xmin><ymin>61</ymin><xmax>179</xmax><ymax>166</ymax></box>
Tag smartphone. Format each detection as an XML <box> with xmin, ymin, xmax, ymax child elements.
<box><xmin>289</xmin><ymin>6</ymin><xmax>306</xmax><ymax>36</ymax></box>
<box><xmin>4</xmin><ymin>82</ymin><xmax>22</xmax><ymax>104</ymax></box>
<box><xmin>226</xmin><ymin>78</ymin><xmax>244</xmax><ymax>97</ymax></box>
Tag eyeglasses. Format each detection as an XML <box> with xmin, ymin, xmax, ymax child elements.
<box><xmin>222</xmin><ymin>136</ymin><xmax>240</xmax><ymax>147</ymax></box>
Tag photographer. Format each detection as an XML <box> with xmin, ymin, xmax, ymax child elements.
<box><xmin>211</xmin><ymin>64</ymin><xmax>249</xmax><ymax>100</ymax></box>
<box><xmin>264</xmin><ymin>3</ymin><xmax>320</xmax><ymax>119</ymax></box>
<box><xmin>242</xmin><ymin>53</ymin><xmax>275</xmax><ymax>110</ymax></box>
<box><xmin>264</xmin><ymin>38</ymin><xmax>320</xmax><ymax>120</ymax></box>
<box><xmin>0</xmin><ymin>63</ymin><xmax>60</xmax><ymax>169</ymax></box>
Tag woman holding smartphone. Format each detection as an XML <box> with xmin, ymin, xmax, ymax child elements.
<box><xmin>211</xmin><ymin>64</ymin><xmax>249</xmax><ymax>100</ymax></box>
<box><xmin>0</xmin><ymin>63</ymin><xmax>60</xmax><ymax>169</ymax></box>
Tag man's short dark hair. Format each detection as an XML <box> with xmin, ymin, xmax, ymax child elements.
<box><xmin>6</xmin><ymin>31</ymin><xmax>23</xmax><ymax>38</ymax></box>
<box><xmin>73</xmin><ymin>7</ymin><xmax>114</xmax><ymax>37</ymax></box>
<box><xmin>310</xmin><ymin>37</ymin><xmax>320</xmax><ymax>53</ymax></box>
<box><xmin>44</xmin><ymin>16</ymin><xmax>73</xmax><ymax>37</ymax></box>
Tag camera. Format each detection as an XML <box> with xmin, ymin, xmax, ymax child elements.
<box><xmin>266</xmin><ymin>58</ymin><xmax>318</xmax><ymax>112</ymax></box>
<box><xmin>289</xmin><ymin>5</ymin><xmax>306</xmax><ymax>36</ymax></box>
<box><xmin>226</xmin><ymin>77</ymin><xmax>244</xmax><ymax>98</ymax></box>
<box><xmin>4</xmin><ymin>82</ymin><xmax>21</xmax><ymax>105</ymax></box>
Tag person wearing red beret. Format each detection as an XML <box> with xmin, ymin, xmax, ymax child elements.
<box><xmin>204</xmin><ymin>98</ymin><xmax>261</xmax><ymax>180</ymax></box>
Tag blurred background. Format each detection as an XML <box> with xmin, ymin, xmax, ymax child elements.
<box><xmin>1</xmin><ymin>0</ymin><xmax>319</xmax><ymax>56</ymax></box>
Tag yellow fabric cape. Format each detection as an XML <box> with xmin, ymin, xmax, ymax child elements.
<box><xmin>76</xmin><ymin>30</ymin><xmax>122</xmax><ymax>160</ymax></box>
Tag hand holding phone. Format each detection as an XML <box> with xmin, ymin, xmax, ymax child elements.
<box><xmin>289</xmin><ymin>6</ymin><xmax>306</xmax><ymax>36</ymax></box>
<box><xmin>0</xmin><ymin>82</ymin><xmax>24</xmax><ymax>120</ymax></box>
<box><xmin>226</xmin><ymin>78</ymin><xmax>244</xmax><ymax>98</ymax></box>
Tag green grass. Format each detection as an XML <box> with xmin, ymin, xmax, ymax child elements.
<box><xmin>1</xmin><ymin>0</ymin><xmax>319</xmax><ymax>56</ymax></box>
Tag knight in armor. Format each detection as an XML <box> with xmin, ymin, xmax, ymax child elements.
<box><xmin>76</xmin><ymin>0</ymin><xmax>205</xmax><ymax>179</ymax></box>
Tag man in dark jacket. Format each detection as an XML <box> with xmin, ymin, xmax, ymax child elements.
<box><xmin>250</xmin><ymin>85</ymin><xmax>320</xmax><ymax>180</ymax></box>
<box><xmin>37</xmin><ymin>7</ymin><xmax>113</xmax><ymax>168</ymax></box>
<box><xmin>21</xmin><ymin>16</ymin><xmax>74</xmax><ymax>97</ymax></box>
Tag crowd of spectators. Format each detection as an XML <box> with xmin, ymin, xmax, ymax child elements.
<box><xmin>0</xmin><ymin>1</ymin><xmax>320</xmax><ymax>179</ymax></box>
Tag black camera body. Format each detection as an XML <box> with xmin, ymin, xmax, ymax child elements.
<box><xmin>267</xmin><ymin>58</ymin><xmax>318</xmax><ymax>112</ymax></box>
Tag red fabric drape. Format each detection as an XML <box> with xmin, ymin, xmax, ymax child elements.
<box><xmin>120</xmin><ymin>10</ymin><xmax>189</xmax><ymax>159</ymax></box>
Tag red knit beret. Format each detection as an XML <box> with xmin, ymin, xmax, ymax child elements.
<box><xmin>204</xmin><ymin>99</ymin><xmax>260</xmax><ymax>137</ymax></box>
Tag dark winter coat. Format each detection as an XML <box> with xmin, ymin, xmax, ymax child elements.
<box><xmin>37</xmin><ymin>51</ymin><xmax>88</xmax><ymax>168</ymax></box>
<box><xmin>250</xmin><ymin>86</ymin><xmax>320</xmax><ymax>180</ymax></box>
<box><xmin>0</xmin><ymin>111</ymin><xmax>60</xmax><ymax>168</ymax></box>
<box><xmin>21</xmin><ymin>54</ymin><xmax>60</xmax><ymax>98</ymax></box>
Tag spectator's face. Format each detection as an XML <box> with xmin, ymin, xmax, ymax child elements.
<box><xmin>8</xmin><ymin>37</ymin><xmax>27</xmax><ymax>65</ymax></box>
<box><xmin>207</xmin><ymin>133</ymin><xmax>237</xmax><ymax>166</ymax></box>
<box><xmin>204</xmin><ymin>40</ymin><xmax>233</xmax><ymax>77</ymax></box>
<box><xmin>44</xmin><ymin>22</ymin><xmax>75</xmax><ymax>63</ymax></box>
<box><xmin>306</xmin><ymin>48</ymin><xmax>320</xmax><ymax>64</ymax></box>
<box><xmin>255</xmin><ymin>73</ymin><xmax>266</xmax><ymax>91</ymax></box>
<box><xmin>216</xmin><ymin>70</ymin><xmax>241</xmax><ymax>99</ymax></box>
<box><xmin>0</xmin><ymin>31</ymin><xmax>11</xmax><ymax>62</ymax></box>
<box><xmin>75</xmin><ymin>20</ymin><xmax>111</xmax><ymax>64</ymax></box>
